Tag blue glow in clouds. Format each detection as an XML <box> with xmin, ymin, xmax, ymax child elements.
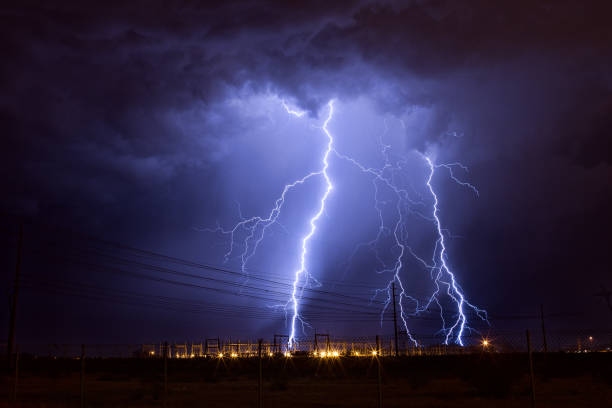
<box><xmin>211</xmin><ymin>97</ymin><xmax>487</xmax><ymax>348</ymax></box>
<box><xmin>288</xmin><ymin>100</ymin><xmax>334</xmax><ymax>348</ymax></box>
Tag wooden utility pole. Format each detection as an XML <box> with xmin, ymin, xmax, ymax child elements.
<box><xmin>526</xmin><ymin>330</ymin><xmax>536</xmax><ymax>408</ymax></box>
<box><xmin>80</xmin><ymin>344</ymin><xmax>86</xmax><ymax>408</ymax></box>
<box><xmin>11</xmin><ymin>345</ymin><xmax>19</xmax><ymax>403</ymax></box>
<box><xmin>163</xmin><ymin>341</ymin><xmax>168</xmax><ymax>408</ymax></box>
<box><xmin>392</xmin><ymin>282</ymin><xmax>399</xmax><ymax>357</ymax></box>
<box><xmin>540</xmin><ymin>304</ymin><xmax>548</xmax><ymax>353</ymax></box>
<box><xmin>7</xmin><ymin>224</ymin><xmax>23</xmax><ymax>366</ymax></box>
<box><xmin>258</xmin><ymin>339</ymin><xmax>263</xmax><ymax>408</ymax></box>
<box><xmin>376</xmin><ymin>335</ymin><xmax>382</xmax><ymax>408</ymax></box>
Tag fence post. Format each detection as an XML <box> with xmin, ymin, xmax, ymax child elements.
<box><xmin>258</xmin><ymin>339</ymin><xmax>263</xmax><ymax>408</ymax></box>
<box><xmin>11</xmin><ymin>345</ymin><xmax>19</xmax><ymax>403</ymax></box>
<box><xmin>540</xmin><ymin>304</ymin><xmax>548</xmax><ymax>353</ymax></box>
<box><xmin>526</xmin><ymin>330</ymin><xmax>536</xmax><ymax>407</ymax></box>
<box><xmin>80</xmin><ymin>344</ymin><xmax>86</xmax><ymax>408</ymax></box>
<box><xmin>376</xmin><ymin>335</ymin><xmax>382</xmax><ymax>408</ymax></box>
<box><xmin>163</xmin><ymin>341</ymin><xmax>168</xmax><ymax>408</ymax></box>
<box><xmin>392</xmin><ymin>282</ymin><xmax>399</xmax><ymax>356</ymax></box>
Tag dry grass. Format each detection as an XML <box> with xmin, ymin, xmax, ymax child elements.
<box><xmin>0</xmin><ymin>353</ymin><xmax>610</xmax><ymax>407</ymax></box>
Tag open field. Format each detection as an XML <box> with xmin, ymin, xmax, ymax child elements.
<box><xmin>1</xmin><ymin>352</ymin><xmax>611</xmax><ymax>407</ymax></box>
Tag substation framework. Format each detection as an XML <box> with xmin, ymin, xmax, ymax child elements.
<box><xmin>141</xmin><ymin>335</ymin><xmax>461</xmax><ymax>359</ymax></box>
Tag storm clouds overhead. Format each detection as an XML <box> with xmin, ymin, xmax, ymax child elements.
<box><xmin>1</xmin><ymin>0</ymin><xmax>611</xmax><ymax>343</ymax></box>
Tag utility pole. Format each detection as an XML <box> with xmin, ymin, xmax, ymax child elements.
<box><xmin>7</xmin><ymin>223</ymin><xmax>23</xmax><ymax>367</ymax></box>
<box><xmin>258</xmin><ymin>339</ymin><xmax>263</xmax><ymax>408</ymax></box>
<box><xmin>376</xmin><ymin>335</ymin><xmax>382</xmax><ymax>408</ymax></box>
<box><xmin>526</xmin><ymin>330</ymin><xmax>536</xmax><ymax>408</ymax></box>
<box><xmin>80</xmin><ymin>344</ymin><xmax>86</xmax><ymax>408</ymax></box>
<box><xmin>540</xmin><ymin>304</ymin><xmax>548</xmax><ymax>353</ymax></box>
<box><xmin>11</xmin><ymin>345</ymin><xmax>19</xmax><ymax>402</ymax></box>
<box><xmin>392</xmin><ymin>282</ymin><xmax>399</xmax><ymax>357</ymax></box>
<box><xmin>163</xmin><ymin>341</ymin><xmax>168</xmax><ymax>408</ymax></box>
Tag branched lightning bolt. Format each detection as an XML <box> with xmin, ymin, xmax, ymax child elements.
<box><xmin>421</xmin><ymin>155</ymin><xmax>488</xmax><ymax>345</ymax></box>
<box><xmin>287</xmin><ymin>100</ymin><xmax>335</xmax><ymax>348</ymax></box>
<box><xmin>281</xmin><ymin>100</ymin><xmax>307</xmax><ymax>117</ymax></box>
<box><xmin>333</xmin><ymin>128</ymin><xmax>424</xmax><ymax>346</ymax></box>
<box><xmin>206</xmin><ymin>174</ymin><xmax>318</xmax><ymax>276</ymax></box>
<box><xmin>209</xmin><ymin>99</ymin><xmax>334</xmax><ymax>349</ymax></box>
<box><xmin>338</xmin><ymin>121</ymin><xmax>488</xmax><ymax>346</ymax></box>
<box><xmin>210</xmin><ymin>97</ymin><xmax>487</xmax><ymax>348</ymax></box>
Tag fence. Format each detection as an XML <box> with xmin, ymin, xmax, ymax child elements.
<box><xmin>2</xmin><ymin>329</ymin><xmax>610</xmax><ymax>359</ymax></box>
<box><xmin>1</xmin><ymin>330</ymin><xmax>611</xmax><ymax>408</ymax></box>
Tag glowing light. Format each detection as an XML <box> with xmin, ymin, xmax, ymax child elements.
<box><xmin>333</xmin><ymin>121</ymin><xmax>425</xmax><ymax>346</ymax></box>
<box><xmin>371</xmin><ymin>350</ymin><xmax>377</xmax><ymax>356</ymax></box>
<box><xmin>353</xmin><ymin>351</ymin><xmax>360</xmax><ymax>356</ymax></box>
<box><xmin>589</xmin><ymin>336</ymin><xmax>594</xmax><ymax>341</ymax></box>
<box><xmin>210</xmin><ymin>97</ymin><xmax>488</xmax><ymax>347</ymax></box>
<box><xmin>230</xmin><ymin>352</ymin><xmax>238</xmax><ymax>358</ymax></box>
<box><xmin>423</xmin><ymin>155</ymin><xmax>488</xmax><ymax>345</ymax></box>
<box><xmin>320</xmin><ymin>351</ymin><xmax>327</xmax><ymax>357</ymax></box>
<box><xmin>482</xmin><ymin>339</ymin><xmax>489</xmax><ymax>347</ymax></box>
<box><xmin>336</xmin><ymin>119</ymin><xmax>488</xmax><ymax>346</ymax></box>
<box><xmin>331</xmin><ymin>351</ymin><xmax>339</xmax><ymax>357</ymax></box>
<box><xmin>281</xmin><ymin>100</ymin><xmax>307</xmax><ymax>117</ymax></box>
<box><xmin>190</xmin><ymin>353</ymin><xmax>195</xmax><ymax>358</ymax></box>
<box><xmin>284</xmin><ymin>352</ymin><xmax>292</xmax><ymax>358</ymax></box>
<box><xmin>268</xmin><ymin>352</ymin><xmax>274</xmax><ymax>357</ymax></box>
<box><xmin>149</xmin><ymin>351</ymin><xmax>155</xmax><ymax>355</ymax></box>
<box><xmin>287</xmin><ymin>100</ymin><xmax>335</xmax><ymax>348</ymax></box>
<box><xmin>218</xmin><ymin>353</ymin><xmax>224</xmax><ymax>358</ymax></box>
<box><xmin>210</xmin><ymin>99</ymin><xmax>335</xmax><ymax>350</ymax></box>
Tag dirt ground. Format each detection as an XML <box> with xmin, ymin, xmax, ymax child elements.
<box><xmin>1</xmin><ymin>353</ymin><xmax>610</xmax><ymax>407</ymax></box>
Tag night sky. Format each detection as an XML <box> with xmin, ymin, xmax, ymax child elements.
<box><xmin>1</xmin><ymin>1</ymin><xmax>611</xmax><ymax>345</ymax></box>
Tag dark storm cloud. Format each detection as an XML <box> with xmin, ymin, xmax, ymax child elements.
<box><xmin>1</xmin><ymin>0</ymin><xmax>611</xmax><ymax>340</ymax></box>
<box><xmin>0</xmin><ymin>1</ymin><xmax>364</xmax><ymax>228</ymax></box>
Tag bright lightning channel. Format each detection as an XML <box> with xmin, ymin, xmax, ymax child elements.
<box><xmin>287</xmin><ymin>100</ymin><xmax>334</xmax><ymax>348</ymax></box>
<box><xmin>338</xmin><ymin>121</ymin><xmax>488</xmax><ymax>346</ymax></box>
<box><xmin>282</xmin><ymin>100</ymin><xmax>307</xmax><ymax>117</ymax></box>
<box><xmin>209</xmin><ymin>99</ymin><xmax>334</xmax><ymax>350</ymax></box>
<box><xmin>422</xmin><ymin>155</ymin><xmax>488</xmax><ymax>345</ymax></box>
<box><xmin>211</xmin><ymin>98</ymin><xmax>487</xmax><ymax>348</ymax></box>
<box><xmin>332</xmin><ymin>128</ymin><xmax>423</xmax><ymax>346</ymax></box>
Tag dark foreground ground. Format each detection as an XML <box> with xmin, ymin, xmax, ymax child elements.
<box><xmin>1</xmin><ymin>352</ymin><xmax>611</xmax><ymax>407</ymax></box>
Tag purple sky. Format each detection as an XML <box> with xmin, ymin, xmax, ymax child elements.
<box><xmin>1</xmin><ymin>1</ymin><xmax>611</xmax><ymax>344</ymax></box>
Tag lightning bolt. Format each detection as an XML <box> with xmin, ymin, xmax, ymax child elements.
<box><xmin>421</xmin><ymin>155</ymin><xmax>488</xmax><ymax>345</ymax></box>
<box><xmin>209</xmin><ymin>99</ymin><xmax>334</xmax><ymax>349</ymax></box>
<box><xmin>281</xmin><ymin>100</ymin><xmax>307</xmax><ymax>117</ymax></box>
<box><xmin>287</xmin><ymin>100</ymin><xmax>334</xmax><ymax>348</ymax></box>
<box><xmin>204</xmin><ymin>99</ymin><xmax>314</xmax><ymax>277</ymax></box>
<box><xmin>332</xmin><ymin>126</ymin><xmax>424</xmax><ymax>346</ymax></box>
<box><xmin>210</xmin><ymin>97</ymin><xmax>487</xmax><ymax>348</ymax></box>
<box><xmin>338</xmin><ymin>122</ymin><xmax>488</xmax><ymax>346</ymax></box>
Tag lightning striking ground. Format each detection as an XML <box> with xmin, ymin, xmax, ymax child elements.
<box><xmin>338</xmin><ymin>125</ymin><xmax>488</xmax><ymax>346</ymax></box>
<box><xmin>422</xmin><ymin>155</ymin><xmax>488</xmax><ymax>344</ymax></box>
<box><xmin>332</xmin><ymin>128</ymin><xmax>424</xmax><ymax>346</ymax></box>
<box><xmin>287</xmin><ymin>100</ymin><xmax>334</xmax><ymax>348</ymax></box>
<box><xmin>210</xmin><ymin>98</ymin><xmax>487</xmax><ymax>348</ymax></box>
<box><xmin>210</xmin><ymin>99</ymin><xmax>335</xmax><ymax>349</ymax></box>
